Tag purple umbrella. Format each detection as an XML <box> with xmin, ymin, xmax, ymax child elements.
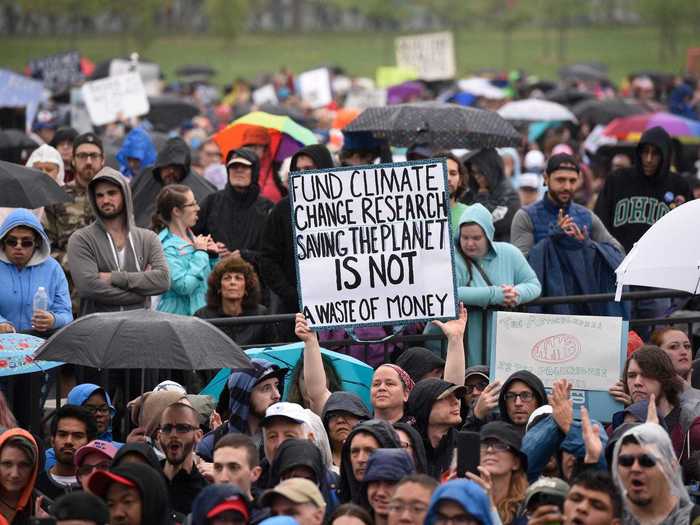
<box><xmin>387</xmin><ymin>81</ymin><xmax>425</xmax><ymax>105</ymax></box>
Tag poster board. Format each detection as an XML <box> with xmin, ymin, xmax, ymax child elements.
<box><xmin>0</xmin><ymin>69</ymin><xmax>44</xmax><ymax>130</ymax></box>
<box><xmin>290</xmin><ymin>159</ymin><xmax>458</xmax><ymax>329</ymax></box>
<box><xmin>28</xmin><ymin>51</ymin><xmax>83</xmax><ymax>93</ymax></box>
<box><xmin>345</xmin><ymin>88</ymin><xmax>387</xmax><ymax>110</ymax></box>
<box><xmin>81</xmin><ymin>72</ymin><xmax>150</xmax><ymax>126</ymax></box>
<box><xmin>298</xmin><ymin>68</ymin><xmax>333</xmax><ymax>109</ymax></box>
<box><xmin>395</xmin><ymin>32</ymin><xmax>456</xmax><ymax>81</ymax></box>
<box><xmin>490</xmin><ymin>311</ymin><xmax>627</xmax><ymax>421</ymax></box>
<box><xmin>252</xmin><ymin>84</ymin><xmax>278</xmax><ymax>106</ymax></box>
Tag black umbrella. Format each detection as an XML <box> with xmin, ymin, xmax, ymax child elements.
<box><xmin>559</xmin><ymin>64</ymin><xmax>608</xmax><ymax>82</ymax></box>
<box><xmin>0</xmin><ymin>129</ymin><xmax>38</xmax><ymax>151</ymax></box>
<box><xmin>33</xmin><ymin>310</ymin><xmax>251</xmax><ymax>371</ymax></box>
<box><xmin>545</xmin><ymin>88</ymin><xmax>595</xmax><ymax>106</ymax></box>
<box><xmin>0</xmin><ymin>160</ymin><xmax>70</xmax><ymax>208</ymax></box>
<box><xmin>145</xmin><ymin>96</ymin><xmax>200</xmax><ymax>132</ymax></box>
<box><xmin>343</xmin><ymin>102</ymin><xmax>520</xmax><ymax>149</ymax></box>
<box><xmin>572</xmin><ymin>98</ymin><xmax>648</xmax><ymax>126</ymax></box>
<box><xmin>175</xmin><ymin>65</ymin><xmax>217</xmax><ymax>78</ymax></box>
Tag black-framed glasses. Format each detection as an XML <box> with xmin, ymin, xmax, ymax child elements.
<box><xmin>4</xmin><ymin>237</ymin><xmax>35</xmax><ymax>248</ymax></box>
<box><xmin>77</xmin><ymin>462</ymin><xmax>110</xmax><ymax>477</ymax></box>
<box><xmin>618</xmin><ymin>453</ymin><xmax>657</xmax><ymax>468</ymax></box>
<box><xmin>75</xmin><ymin>152</ymin><xmax>102</xmax><ymax>161</ymax></box>
<box><xmin>160</xmin><ymin>423</ymin><xmax>196</xmax><ymax>435</ymax></box>
<box><xmin>466</xmin><ymin>381</ymin><xmax>489</xmax><ymax>393</ymax></box>
<box><xmin>504</xmin><ymin>391</ymin><xmax>534</xmax><ymax>402</ymax></box>
<box><xmin>84</xmin><ymin>404</ymin><xmax>111</xmax><ymax>415</ymax></box>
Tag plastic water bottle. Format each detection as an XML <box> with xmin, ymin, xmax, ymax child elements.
<box><xmin>33</xmin><ymin>287</ymin><xmax>48</xmax><ymax>313</ymax></box>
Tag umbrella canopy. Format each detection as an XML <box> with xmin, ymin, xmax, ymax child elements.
<box><xmin>498</xmin><ymin>99</ymin><xmax>578</xmax><ymax>123</ymax></box>
<box><xmin>615</xmin><ymin>199</ymin><xmax>700</xmax><ymax>299</ymax></box>
<box><xmin>33</xmin><ymin>310</ymin><xmax>251</xmax><ymax>370</ymax></box>
<box><xmin>573</xmin><ymin>98</ymin><xmax>648</xmax><ymax>126</ymax></box>
<box><xmin>0</xmin><ymin>130</ymin><xmax>38</xmax><ymax>151</ymax></box>
<box><xmin>145</xmin><ymin>96</ymin><xmax>200</xmax><ymax>132</ymax></box>
<box><xmin>213</xmin><ymin>111</ymin><xmax>317</xmax><ymax>162</ymax></box>
<box><xmin>545</xmin><ymin>88</ymin><xmax>595</xmax><ymax>106</ymax></box>
<box><xmin>343</xmin><ymin>102</ymin><xmax>520</xmax><ymax>149</ymax></box>
<box><xmin>200</xmin><ymin>342</ymin><xmax>373</xmax><ymax>409</ymax></box>
<box><xmin>0</xmin><ymin>333</ymin><xmax>63</xmax><ymax>377</ymax></box>
<box><xmin>602</xmin><ymin>112</ymin><xmax>700</xmax><ymax>144</ymax></box>
<box><xmin>457</xmin><ymin>77</ymin><xmax>507</xmax><ymax>100</ymax></box>
<box><xmin>558</xmin><ymin>63</ymin><xmax>608</xmax><ymax>82</ymax></box>
<box><xmin>257</xmin><ymin>104</ymin><xmax>316</xmax><ymax>128</ymax></box>
<box><xmin>0</xmin><ymin>160</ymin><xmax>71</xmax><ymax>208</ymax></box>
<box><xmin>387</xmin><ymin>81</ymin><xmax>425</xmax><ymax>105</ymax></box>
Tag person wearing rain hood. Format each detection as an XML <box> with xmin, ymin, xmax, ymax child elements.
<box><xmin>612</xmin><ymin>423</ymin><xmax>693</xmax><ymax>525</ymax></box>
<box><xmin>321</xmin><ymin>392</ymin><xmax>371</xmax><ymax>471</ymax></box>
<box><xmin>462</xmin><ymin>148</ymin><xmax>521</xmax><ymax>242</ymax></box>
<box><xmin>0</xmin><ymin>208</ymin><xmax>72</xmax><ymax>334</ymax></box>
<box><xmin>194</xmin><ymin>148</ymin><xmax>274</xmax><ymax>266</ymax></box>
<box><xmin>423</xmin><ymin>479</ymin><xmax>496</xmax><ymax>525</ymax></box>
<box><xmin>425</xmin><ymin>203</ymin><xmax>541</xmax><ymax>366</ymax></box>
<box><xmin>116</xmin><ymin>126</ymin><xmax>157</xmax><ymax>180</ymax></box>
<box><xmin>44</xmin><ymin>383</ymin><xmax>122</xmax><ymax>471</ymax></box>
<box><xmin>131</xmin><ymin>136</ymin><xmax>216</xmax><ymax>228</ymax></box>
<box><xmin>0</xmin><ymin>428</ymin><xmax>40</xmax><ymax>525</ymax></box>
<box><xmin>67</xmin><ymin>166</ymin><xmax>170</xmax><ymax>316</ymax></box>
<box><xmin>360</xmin><ymin>448</ymin><xmax>416</xmax><ymax>525</ymax></box>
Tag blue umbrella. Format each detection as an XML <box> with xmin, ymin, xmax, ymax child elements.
<box><xmin>0</xmin><ymin>333</ymin><xmax>63</xmax><ymax>376</ymax></box>
<box><xmin>200</xmin><ymin>342</ymin><xmax>373</xmax><ymax>410</ymax></box>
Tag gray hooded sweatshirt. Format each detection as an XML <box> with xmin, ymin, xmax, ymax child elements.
<box><xmin>67</xmin><ymin>167</ymin><xmax>169</xmax><ymax>316</ymax></box>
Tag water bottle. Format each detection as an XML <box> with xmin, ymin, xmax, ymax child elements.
<box><xmin>33</xmin><ymin>287</ymin><xmax>48</xmax><ymax>313</ymax></box>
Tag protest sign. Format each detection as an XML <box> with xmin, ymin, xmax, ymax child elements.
<box><xmin>81</xmin><ymin>73</ymin><xmax>150</xmax><ymax>126</ymax></box>
<box><xmin>109</xmin><ymin>59</ymin><xmax>162</xmax><ymax>96</ymax></box>
<box><xmin>28</xmin><ymin>51</ymin><xmax>83</xmax><ymax>93</ymax></box>
<box><xmin>252</xmin><ymin>84</ymin><xmax>279</xmax><ymax>106</ymax></box>
<box><xmin>344</xmin><ymin>88</ymin><xmax>387</xmax><ymax>110</ymax></box>
<box><xmin>490</xmin><ymin>311</ymin><xmax>627</xmax><ymax>421</ymax></box>
<box><xmin>290</xmin><ymin>159</ymin><xmax>458</xmax><ymax>330</ymax></box>
<box><xmin>0</xmin><ymin>69</ymin><xmax>45</xmax><ymax>130</ymax></box>
<box><xmin>375</xmin><ymin>66</ymin><xmax>418</xmax><ymax>89</ymax></box>
<box><xmin>298</xmin><ymin>68</ymin><xmax>332</xmax><ymax>108</ymax></box>
<box><xmin>395</xmin><ymin>32</ymin><xmax>456</xmax><ymax>81</ymax></box>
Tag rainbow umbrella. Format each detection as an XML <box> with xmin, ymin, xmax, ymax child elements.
<box><xmin>213</xmin><ymin>111</ymin><xmax>317</xmax><ymax>161</ymax></box>
<box><xmin>0</xmin><ymin>333</ymin><xmax>63</xmax><ymax>377</ymax></box>
<box><xmin>602</xmin><ymin>112</ymin><xmax>700</xmax><ymax>144</ymax></box>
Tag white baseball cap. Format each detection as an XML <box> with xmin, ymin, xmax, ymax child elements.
<box><xmin>261</xmin><ymin>402</ymin><xmax>310</xmax><ymax>427</ymax></box>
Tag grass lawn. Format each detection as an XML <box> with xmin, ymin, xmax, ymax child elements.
<box><xmin>0</xmin><ymin>26</ymin><xmax>697</xmax><ymax>86</ymax></box>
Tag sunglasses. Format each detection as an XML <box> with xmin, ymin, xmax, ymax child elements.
<box><xmin>77</xmin><ymin>462</ymin><xmax>110</xmax><ymax>477</ymax></box>
<box><xmin>618</xmin><ymin>453</ymin><xmax>657</xmax><ymax>468</ymax></box>
<box><xmin>4</xmin><ymin>238</ymin><xmax>35</xmax><ymax>248</ymax></box>
<box><xmin>160</xmin><ymin>423</ymin><xmax>196</xmax><ymax>435</ymax></box>
<box><xmin>466</xmin><ymin>381</ymin><xmax>489</xmax><ymax>393</ymax></box>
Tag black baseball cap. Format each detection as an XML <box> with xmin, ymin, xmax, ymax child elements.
<box><xmin>545</xmin><ymin>153</ymin><xmax>579</xmax><ymax>175</ymax></box>
<box><xmin>52</xmin><ymin>491</ymin><xmax>110</xmax><ymax>524</ymax></box>
<box><xmin>73</xmin><ymin>132</ymin><xmax>104</xmax><ymax>153</ymax></box>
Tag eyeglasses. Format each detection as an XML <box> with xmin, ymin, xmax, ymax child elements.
<box><xmin>465</xmin><ymin>381</ymin><xmax>489</xmax><ymax>393</ymax></box>
<box><xmin>84</xmin><ymin>404</ymin><xmax>111</xmax><ymax>415</ymax></box>
<box><xmin>388</xmin><ymin>502</ymin><xmax>429</xmax><ymax>514</ymax></box>
<box><xmin>77</xmin><ymin>462</ymin><xmax>110</xmax><ymax>477</ymax></box>
<box><xmin>75</xmin><ymin>152</ymin><xmax>102</xmax><ymax>161</ymax></box>
<box><xmin>480</xmin><ymin>440</ymin><xmax>511</xmax><ymax>453</ymax></box>
<box><xmin>4</xmin><ymin>237</ymin><xmax>35</xmax><ymax>248</ymax></box>
<box><xmin>160</xmin><ymin>423</ymin><xmax>196</xmax><ymax>435</ymax></box>
<box><xmin>504</xmin><ymin>391</ymin><xmax>534</xmax><ymax>402</ymax></box>
<box><xmin>618</xmin><ymin>453</ymin><xmax>657</xmax><ymax>468</ymax></box>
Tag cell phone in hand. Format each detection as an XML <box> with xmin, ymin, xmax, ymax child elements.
<box><xmin>456</xmin><ymin>431</ymin><xmax>481</xmax><ymax>477</ymax></box>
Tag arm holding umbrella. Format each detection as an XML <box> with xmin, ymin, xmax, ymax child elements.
<box><xmin>297</xmin><ymin>312</ymin><xmax>331</xmax><ymax>415</ymax></box>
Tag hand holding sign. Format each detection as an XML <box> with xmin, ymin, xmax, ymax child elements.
<box><xmin>295</xmin><ymin>312</ymin><xmax>317</xmax><ymax>343</ymax></box>
<box><xmin>608</xmin><ymin>379</ymin><xmax>632</xmax><ymax>406</ymax></box>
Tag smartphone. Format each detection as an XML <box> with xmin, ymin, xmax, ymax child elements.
<box><xmin>456</xmin><ymin>431</ymin><xmax>481</xmax><ymax>477</ymax></box>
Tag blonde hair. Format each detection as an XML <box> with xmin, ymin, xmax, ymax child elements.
<box><xmin>497</xmin><ymin>469</ymin><xmax>528</xmax><ymax>525</ymax></box>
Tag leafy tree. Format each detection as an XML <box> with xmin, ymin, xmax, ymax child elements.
<box><xmin>205</xmin><ymin>0</ymin><xmax>250</xmax><ymax>43</ymax></box>
<box><xmin>636</xmin><ymin>0</ymin><xmax>699</xmax><ymax>61</ymax></box>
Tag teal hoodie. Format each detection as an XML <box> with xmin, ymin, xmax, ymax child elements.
<box><xmin>427</xmin><ymin>204</ymin><xmax>541</xmax><ymax>365</ymax></box>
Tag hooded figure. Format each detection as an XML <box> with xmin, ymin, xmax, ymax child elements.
<box><xmin>594</xmin><ymin>126</ymin><xmax>691</xmax><ymax>254</ymax></box>
<box><xmin>0</xmin><ymin>428</ymin><xmax>40</xmax><ymax>525</ymax></box>
<box><xmin>26</xmin><ymin>144</ymin><xmax>65</xmax><ymax>186</ymax></box>
<box><xmin>395</xmin><ymin>347</ymin><xmax>446</xmax><ymax>384</ymax></box>
<box><xmin>270</xmin><ymin>438</ymin><xmax>340</xmax><ymax>518</ymax></box>
<box><xmin>0</xmin><ymin>208</ymin><xmax>72</xmax><ymax>332</ymax></box>
<box><xmin>67</xmin><ymin>167</ymin><xmax>170</xmax><ymax>316</ymax></box>
<box><xmin>191</xmin><ymin>484</ymin><xmax>251</xmax><ymax>525</ymax></box>
<box><xmin>424</xmin><ymin>479</ymin><xmax>495</xmax><ymax>525</ymax></box>
<box><xmin>393</xmin><ymin>422</ymin><xmax>429</xmax><ymax>474</ymax></box>
<box><xmin>116</xmin><ymin>127</ymin><xmax>157</xmax><ymax>179</ymax></box>
<box><xmin>425</xmin><ymin>204</ymin><xmax>541</xmax><ymax>365</ymax></box>
<box><xmin>669</xmin><ymin>83</ymin><xmax>699</xmax><ymax>121</ymax></box>
<box><xmin>259</xmin><ymin>144</ymin><xmax>335</xmax><ymax>316</ymax></box>
<box><xmin>44</xmin><ymin>383</ymin><xmax>121</xmax><ymax>471</ymax></box>
<box><xmin>194</xmin><ymin>147</ymin><xmax>273</xmax><ymax>266</ymax></box>
<box><xmin>196</xmin><ymin>359</ymin><xmax>288</xmax><ymax>462</ymax></box>
<box><xmin>131</xmin><ymin>137</ymin><xmax>216</xmax><ymax>227</ymax></box>
<box><xmin>338</xmin><ymin>419</ymin><xmax>401</xmax><ymax>504</ymax></box>
<box><xmin>611</xmin><ymin>423</ymin><xmax>692</xmax><ymax>525</ymax></box>
<box><xmin>112</xmin><ymin>442</ymin><xmax>163</xmax><ymax>472</ymax></box>
<box><xmin>498</xmin><ymin>371</ymin><xmax>546</xmax><ymax>428</ymax></box>
<box><xmin>461</xmin><ymin>148</ymin><xmax>521</xmax><ymax>242</ymax></box>
<box><xmin>360</xmin><ymin>448</ymin><xmax>416</xmax><ymax>514</ymax></box>
<box><xmin>87</xmin><ymin>462</ymin><xmax>173</xmax><ymax>525</ymax></box>
<box><xmin>407</xmin><ymin>379</ymin><xmax>465</xmax><ymax>480</ymax></box>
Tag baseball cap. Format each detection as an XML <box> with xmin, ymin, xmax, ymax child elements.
<box><xmin>480</xmin><ymin>421</ymin><xmax>528</xmax><ymax>470</ymax></box>
<box><xmin>261</xmin><ymin>402</ymin><xmax>310</xmax><ymax>427</ymax></box>
<box><xmin>226</xmin><ymin>155</ymin><xmax>253</xmax><ymax>167</ymax></box>
<box><xmin>260</xmin><ymin>478</ymin><xmax>326</xmax><ymax>509</ymax></box>
<box><xmin>465</xmin><ymin>365</ymin><xmax>489</xmax><ymax>382</ymax></box>
<box><xmin>523</xmin><ymin>477</ymin><xmax>570</xmax><ymax>509</ymax></box>
<box><xmin>524</xmin><ymin>150</ymin><xmax>545</xmax><ymax>172</ymax></box>
<box><xmin>546</xmin><ymin>153</ymin><xmax>580</xmax><ymax>175</ymax></box>
<box><xmin>52</xmin><ymin>491</ymin><xmax>110</xmax><ymax>525</ymax></box>
<box><xmin>73</xmin><ymin>132</ymin><xmax>103</xmax><ymax>153</ymax></box>
<box><xmin>74</xmin><ymin>439</ymin><xmax>119</xmax><ymax>467</ymax></box>
<box><xmin>437</xmin><ymin>384</ymin><xmax>467</xmax><ymax>400</ymax></box>
<box><xmin>518</xmin><ymin>173</ymin><xmax>541</xmax><ymax>190</ymax></box>
<box><xmin>87</xmin><ymin>469</ymin><xmax>137</xmax><ymax>498</ymax></box>
<box><xmin>207</xmin><ymin>495</ymin><xmax>250</xmax><ymax>521</ymax></box>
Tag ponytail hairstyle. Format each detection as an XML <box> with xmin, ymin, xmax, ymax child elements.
<box><xmin>151</xmin><ymin>184</ymin><xmax>191</xmax><ymax>232</ymax></box>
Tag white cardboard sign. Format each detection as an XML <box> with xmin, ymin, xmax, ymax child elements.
<box><xmin>290</xmin><ymin>159</ymin><xmax>458</xmax><ymax>329</ymax></box>
<box><xmin>395</xmin><ymin>32</ymin><xmax>456</xmax><ymax>81</ymax></box>
<box><xmin>298</xmin><ymin>68</ymin><xmax>333</xmax><ymax>109</ymax></box>
<box><xmin>81</xmin><ymin>73</ymin><xmax>150</xmax><ymax>126</ymax></box>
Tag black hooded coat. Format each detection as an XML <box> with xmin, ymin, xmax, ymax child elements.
<box><xmin>460</xmin><ymin>148</ymin><xmax>520</xmax><ymax>242</ymax></box>
<box><xmin>393</xmin><ymin>421</ymin><xmax>429</xmax><ymax>474</ymax></box>
<box><xmin>102</xmin><ymin>463</ymin><xmax>173</xmax><ymax>525</ymax></box>
<box><xmin>131</xmin><ymin>137</ymin><xmax>216</xmax><ymax>228</ymax></box>
<box><xmin>258</xmin><ymin>145</ymin><xmax>335</xmax><ymax>313</ymax></box>
<box><xmin>594</xmin><ymin>126</ymin><xmax>691</xmax><ymax>253</ymax></box>
<box><xmin>497</xmin><ymin>370</ymin><xmax>547</xmax><ymax>430</ymax></box>
<box><xmin>338</xmin><ymin>419</ymin><xmax>401</xmax><ymax>503</ymax></box>
<box><xmin>194</xmin><ymin>147</ymin><xmax>274</xmax><ymax>265</ymax></box>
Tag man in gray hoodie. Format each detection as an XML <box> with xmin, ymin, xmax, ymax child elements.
<box><xmin>67</xmin><ymin>167</ymin><xmax>169</xmax><ymax>316</ymax></box>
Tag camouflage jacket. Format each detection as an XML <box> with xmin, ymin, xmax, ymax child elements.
<box><xmin>42</xmin><ymin>182</ymin><xmax>94</xmax><ymax>271</ymax></box>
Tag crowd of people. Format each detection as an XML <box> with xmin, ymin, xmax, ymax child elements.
<box><xmin>1</xmin><ymin>62</ymin><xmax>700</xmax><ymax>525</ymax></box>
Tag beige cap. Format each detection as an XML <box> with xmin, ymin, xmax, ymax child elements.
<box><xmin>260</xmin><ymin>478</ymin><xmax>326</xmax><ymax>509</ymax></box>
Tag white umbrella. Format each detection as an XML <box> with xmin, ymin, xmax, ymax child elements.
<box><xmin>615</xmin><ymin>199</ymin><xmax>700</xmax><ymax>300</ymax></box>
<box><xmin>498</xmin><ymin>99</ymin><xmax>578</xmax><ymax>122</ymax></box>
<box><xmin>457</xmin><ymin>77</ymin><xmax>506</xmax><ymax>100</ymax></box>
